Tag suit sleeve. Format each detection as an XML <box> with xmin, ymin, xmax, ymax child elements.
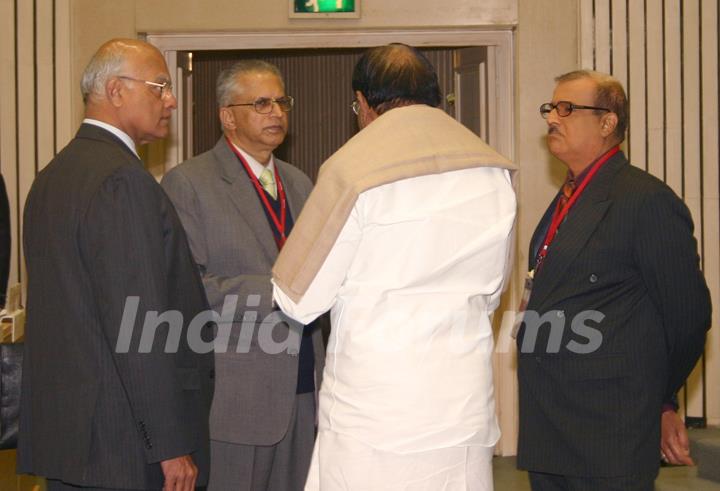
<box><xmin>80</xmin><ymin>169</ymin><xmax>198</xmax><ymax>464</ymax></box>
<box><xmin>273</xmin><ymin>202</ymin><xmax>363</xmax><ymax>324</ymax></box>
<box><xmin>0</xmin><ymin>174</ymin><xmax>10</xmax><ymax>306</ymax></box>
<box><xmin>633</xmin><ymin>187</ymin><xmax>712</xmax><ymax>402</ymax></box>
<box><xmin>161</xmin><ymin>168</ymin><xmax>274</xmax><ymax>318</ymax></box>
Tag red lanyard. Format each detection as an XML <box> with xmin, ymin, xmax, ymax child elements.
<box><xmin>534</xmin><ymin>146</ymin><xmax>619</xmax><ymax>272</ymax></box>
<box><xmin>226</xmin><ymin>137</ymin><xmax>288</xmax><ymax>249</ymax></box>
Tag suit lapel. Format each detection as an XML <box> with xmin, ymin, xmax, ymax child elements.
<box><xmin>528</xmin><ymin>153</ymin><xmax>627</xmax><ymax>308</ymax></box>
<box><xmin>528</xmin><ymin>195</ymin><xmax>559</xmax><ymax>270</ymax></box>
<box><xmin>213</xmin><ymin>139</ymin><xmax>279</xmax><ymax>260</ymax></box>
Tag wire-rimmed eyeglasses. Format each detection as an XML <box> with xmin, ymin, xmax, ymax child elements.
<box><xmin>118</xmin><ymin>75</ymin><xmax>174</xmax><ymax>99</ymax></box>
<box><xmin>226</xmin><ymin>96</ymin><xmax>294</xmax><ymax>114</ymax></box>
<box><xmin>539</xmin><ymin>101</ymin><xmax>610</xmax><ymax>119</ymax></box>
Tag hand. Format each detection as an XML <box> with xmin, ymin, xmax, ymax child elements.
<box><xmin>661</xmin><ymin>410</ymin><xmax>694</xmax><ymax>466</ymax></box>
<box><xmin>160</xmin><ymin>455</ymin><xmax>198</xmax><ymax>491</ymax></box>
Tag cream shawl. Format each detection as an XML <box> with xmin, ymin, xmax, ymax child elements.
<box><xmin>272</xmin><ymin>104</ymin><xmax>517</xmax><ymax>302</ymax></box>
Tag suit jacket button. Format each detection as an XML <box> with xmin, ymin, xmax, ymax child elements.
<box><xmin>589</xmin><ymin>274</ymin><xmax>598</xmax><ymax>283</ymax></box>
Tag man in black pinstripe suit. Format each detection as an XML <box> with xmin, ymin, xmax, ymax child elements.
<box><xmin>516</xmin><ymin>70</ymin><xmax>711</xmax><ymax>491</ymax></box>
<box><xmin>19</xmin><ymin>39</ymin><xmax>213</xmax><ymax>491</ymax></box>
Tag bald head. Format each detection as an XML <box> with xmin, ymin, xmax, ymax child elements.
<box><xmin>81</xmin><ymin>38</ymin><xmax>162</xmax><ymax>104</ymax></box>
<box><xmin>352</xmin><ymin>43</ymin><xmax>441</xmax><ymax>115</ymax></box>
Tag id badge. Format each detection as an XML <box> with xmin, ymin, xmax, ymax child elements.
<box><xmin>511</xmin><ymin>270</ymin><xmax>534</xmax><ymax>339</ymax></box>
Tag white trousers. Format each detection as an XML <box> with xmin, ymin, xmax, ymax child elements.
<box><xmin>305</xmin><ymin>430</ymin><xmax>494</xmax><ymax>491</ymax></box>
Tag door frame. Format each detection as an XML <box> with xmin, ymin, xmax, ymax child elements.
<box><xmin>145</xmin><ymin>28</ymin><xmax>519</xmax><ymax>456</ymax></box>
<box><xmin>146</xmin><ymin>28</ymin><xmax>515</xmax><ymax>171</ymax></box>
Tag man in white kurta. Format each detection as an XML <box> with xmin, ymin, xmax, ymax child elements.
<box><xmin>272</xmin><ymin>44</ymin><xmax>517</xmax><ymax>490</ymax></box>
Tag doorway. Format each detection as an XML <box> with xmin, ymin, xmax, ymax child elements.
<box><xmin>146</xmin><ymin>29</ymin><xmax>514</xmax><ymax>174</ymax></box>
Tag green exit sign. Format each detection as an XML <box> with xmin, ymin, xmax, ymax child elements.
<box><xmin>290</xmin><ymin>0</ymin><xmax>359</xmax><ymax>18</ymax></box>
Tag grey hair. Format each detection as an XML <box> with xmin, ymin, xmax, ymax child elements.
<box><xmin>80</xmin><ymin>43</ymin><xmax>127</xmax><ymax>104</ymax></box>
<box><xmin>216</xmin><ymin>60</ymin><xmax>284</xmax><ymax>107</ymax></box>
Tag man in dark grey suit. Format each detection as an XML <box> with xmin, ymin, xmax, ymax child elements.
<box><xmin>516</xmin><ymin>70</ymin><xmax>711</xmax><ymax>490</ymax></box>
<box><xmin>20</xmin><ymin>39</ymin><xmax>214</xmax><ymax>491</ymax></box>
<box><xmin>162</xmin><ymin>60</ymin><xmax>324</xmax><ymax>491</ymax></box>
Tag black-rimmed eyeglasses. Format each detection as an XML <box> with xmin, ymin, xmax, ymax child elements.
<box><xmin>118</xmin><ymin>75</ymin><xmax>174</xmax><ymax>99</ymax></box>
<box><xmin>539</xmin><ymin>101</ymin><xmax>610</xmax><ymax>119</ymax></box>
<box><xmin>226</xmin><ymin>96</ymin><xmax>294</xmax><ymax>114</ymax></box>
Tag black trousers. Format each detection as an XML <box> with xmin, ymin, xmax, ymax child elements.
<box><xmin>528</xmin><ymin>470</ymin><xmax>656</xmax><ymax>491</ymax></box>
<box><xmin>47</xmin><ymin>481</ymin><xmax>208</xmax><ymax>491</ymax></box>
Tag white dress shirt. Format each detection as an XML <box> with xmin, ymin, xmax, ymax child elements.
<box><xmin>274</xmin><ymin>166</ymin><xmax>516</xmax><ymax>453</ymax></box>
<box><xmin>230</xmin><ymin>142</ymin><xmax>275</xmax><ymax>187</ymax></box>
<box><xmin>82</xmin><ymin>118</ymin><xmax>138</xmax><ymax>158</ymax></box>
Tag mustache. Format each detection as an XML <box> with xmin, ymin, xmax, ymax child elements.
<box><xmin>547</xmin><ymin>126</ymin><xmax>560</xmax><ymax>135</ymax></box>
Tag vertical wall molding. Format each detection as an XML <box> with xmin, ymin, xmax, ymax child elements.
<box><xmin>580</xmin><ymin>0</ymin><xmax>720</xmax><ymax>426</ymax></box>
<box><xmin>0</xmin><ymin>0</ymin><xmax>72</xmax><ymax>303</ymax></box>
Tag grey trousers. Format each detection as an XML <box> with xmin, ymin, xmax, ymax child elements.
<box><xmin>208</xmin><ymin>392</ymin><xmax>316</xmax><ymax>491</ymax></box>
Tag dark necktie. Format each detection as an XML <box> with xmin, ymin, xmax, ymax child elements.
<box><xmin>558</xmin><ymin>173</ymin><xmax>576</xmax><ymax>211</ymax></box>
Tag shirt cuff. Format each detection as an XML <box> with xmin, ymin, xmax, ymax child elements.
<box><xmin>662</xmin><ymin>393</ymin><xmax>680</xmax><ymax>413</ymax></box>
<box><xmin>661</xmin><ymin>403</ymin><xmax>677</xmax><ymax>413</ymax></box>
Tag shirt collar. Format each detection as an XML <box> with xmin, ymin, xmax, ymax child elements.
<box><xmin>230</xmin><ymin>142</ymin><xmax>275</xmax><ymax>178</ymax></box>
<box><xmin>82</xmin><ymin>118</ymin><xmax>139</xmax><ymax>158</ymax></box>
<box><xmin>570</xmin><ymin>146</ymin><xmax>619</xmax><ymax>188</ymax></box>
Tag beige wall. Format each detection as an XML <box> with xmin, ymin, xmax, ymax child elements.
<box><xmin>67</xmin><ymin>0</ymin><xmax>518</xmax><ymax>124</ymax></box>
<box><xmin>135</xmin><ymin>0</ymin><xmax>517</xmax><ymax>31</ymax></box>
<box><xmin>68</xmin><ymin>0</ymin><xmax>137</xmax><ymax>128</ymax></box>
<box><xmin>515</xmin><ymin>1</ymin><xmax>577</xmax><ymax>269</ymax></box>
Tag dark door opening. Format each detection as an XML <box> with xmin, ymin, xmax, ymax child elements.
<box><xmin>187</xmin><ymin>47</ymin><xmax>460</xmax><ymax>181</ymax></box>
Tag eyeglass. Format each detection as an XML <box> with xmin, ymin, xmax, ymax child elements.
<box><xmin>118</xmin><ymin>75</ymin><xmax>174</xmax><ymax>99</ymax></box>
<box><xmin>351</xmin><ymin>100</ymin><xmax>360</xmax><ymax>115</ymax></box>
<box><xmin>226</xmin><ymin>96</ymin><xmax>294</xmax><ymax>114</ymax></box>
<box><xmin>539</xmin><ymin>101</ymin><xmax>610</xmax><ymax>119</ymax></box>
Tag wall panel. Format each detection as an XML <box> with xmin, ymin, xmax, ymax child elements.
<box><xmin>663</xmin><ymin>0</ymin><xmax>682</xmax><ymax>196</ymax></box>
<box><xmin>627</xmin><ymin>0</ymin><xmax>647</xmax><ymax>169</ymax></box>
<box><xmin>580</xmin><ymin>0</ymin><xmax>720</xmax><ymax>425</ymax></box>
<box><xmin>0</xmin><ymin>0</ymin><xmax>19</xmax><ymax>295</ymax></box>
<box><xmin>0</xmin><ymin>1</ymin><xmax>70</xmax><ymax>487</ymax></box>
<box><xmin>700</xmin><ymin>0</ymin><xmax>720</xmax><ymax>425</ymax></box>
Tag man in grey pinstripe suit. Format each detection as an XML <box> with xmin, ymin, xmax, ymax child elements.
<box><xmin>162</xmin><ymin>60</ymin><xmax>324</xmax><ymax>491</ymax></box>
<box><xmin>516</xmin><ymin>70</ymin><xmax>711</xmax><ymax>491</ymax></box>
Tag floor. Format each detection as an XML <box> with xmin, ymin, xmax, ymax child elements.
<box><xmin>4</xmin><ymin>450</ymin><xmax>719</xmax><ymax>490</ymax></box>
<box><xmin>493</xmin><ymin>457</ymin><xmax>720</xmax><ymax>490</ymax></box>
